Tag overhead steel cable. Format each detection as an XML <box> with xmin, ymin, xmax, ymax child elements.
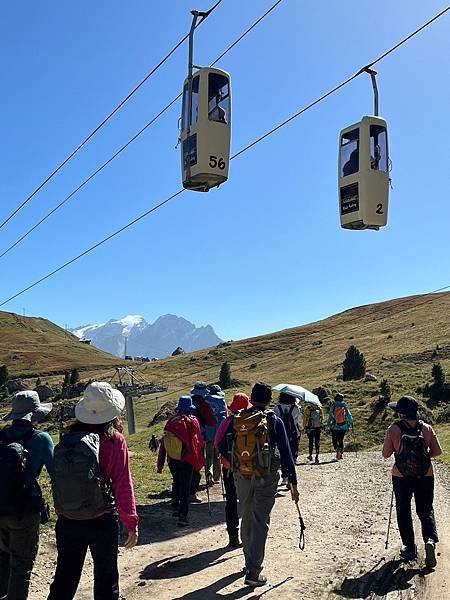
<box><xmin>0</xmin><ymin>5</ymin><xmax>448</xmax><ymax>308</ymax></box>
<box><xmin>231</xmin><ymin>4</ymin><xmax>450</xmax><ymax>161</ymax></box>
<box><xmin>0</xmin><ymin>0</ymin><xmax>224</xmax><ymax>233</ymax></box>
<box><xmin>0</xmin><ymin>0</ymin><xmax>286</xmax><ymax>261</ymax></box>
<box><xmin>143</xmin><ymin>285</ymin><xmax>450</xmax><ymax>403</ymax></box>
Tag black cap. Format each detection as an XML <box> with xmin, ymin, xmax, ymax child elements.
<box><xmin>388</xmin><ymin>396</ymin><xmax>419</xmax><ymax>419</ymax></box>
<box><xmin>251</xmin><ymin>382</ymin><xmax>272</xmax><ymax>406</ymax></box>
<box><xmin>334</xmin><ymin>393</ymin><xmax>345</xmax><ymax>403</ymax></box>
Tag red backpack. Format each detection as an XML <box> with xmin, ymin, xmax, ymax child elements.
<box><xmin>333</xmin><ymin>405</ymin><xmax>347</xmax><ymax>426</ymax></box>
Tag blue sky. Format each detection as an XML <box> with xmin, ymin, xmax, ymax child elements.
<box><xmin>1</xmin><ymin>0</ymin><xmax>449</xmax><ymax>341</ymax></box>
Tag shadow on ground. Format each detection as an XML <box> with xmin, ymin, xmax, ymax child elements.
<box><xmin>137</xmin><ymin>500</ymin><xmax>227</xmax><ymax>545</ymax></box>
<box><xmin>140</xmin><ymin>547</ymin><xmax>236</xmax><ymax>580</ymax></box>
<box><xmin>336</xmin><ymin>559</ymin><xmax>426</xmax><ymax>598</ymax></box>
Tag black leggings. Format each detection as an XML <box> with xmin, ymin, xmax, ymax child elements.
<box><xmin>393</xmin><ymin>476</ymin><xmax>438</xmax><ymax>547</ymax></box>
<box><xmin>48</xmin><ymin>513</ymin><xmax>119</xmax><ymax>600</ymax></box>
<box><xmin>331</xmin><ymin>429</ymin><xmax>346</xmax><ymax>453</ymax></box>
<box><xmin>223</xmin><ymin>466</ymin><xmax>239</xmax><ymax>535</ymax></box>
<box><xmin>307</xmin><ymin>428</ymin><xmax>321</xmax><ymax>456</ymax></box>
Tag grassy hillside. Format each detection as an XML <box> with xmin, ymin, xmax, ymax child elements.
<box><xmin>0</xmin><ymin>311</ymin><xmax>125</xmax><ymax>378</ymax></box>
<box><xmin>130</xmin><ymin>292</ymin><xmax>450</xmax><ymax>448</ymax></box>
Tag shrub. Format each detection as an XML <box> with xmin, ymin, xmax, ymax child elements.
<box><xmin>0</xmin><ymin>365</ymin><xmax>9</xmax><ymax>388</ymax></box>
<box><xmin>342</xmin><ymin>345</ymin><xmax>366</xmax><ymax>381</ymax></box>
<box><xmin>380</xmin><ymin>379</ymin><xmax>392</xmax><ymax>402</ymax></box>
<box><xmin>219</xmin><ymin>362</ymin><xmax>232</xmax><ymax>389</ymax></box>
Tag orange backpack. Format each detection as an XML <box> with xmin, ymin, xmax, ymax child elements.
<box><xmin>333</xmin><ymin>405</ymin><xmax>347</xmax><ymax>426</ymax></box>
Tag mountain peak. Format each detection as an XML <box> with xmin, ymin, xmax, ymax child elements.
<box><xmin>70</xmin><ymin>314</ymin><xmax>222</xmax><ymax>358</ymax></box>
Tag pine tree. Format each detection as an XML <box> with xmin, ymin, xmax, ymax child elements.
<box><xmin>342</xmin><ymin>345</ymin><xmax>366</xmax><ymax>381</ymax></box>
<box><xmin>0</xmin><ymin>365</ymin><xmax>8</xmax><ymax>388</ymax></box>
<box><xmin>432</xmin><ymin>363</ymin><xmax>445</xmax><ymax>388</ymax></box>
<box><xmin>380</xmin><ymin>379</ymin><xmax>391</xmax><ymax>401</ymax></box>
<box><xmin>62</xmin><ymin>371</ymin><xmax>71</xmax><ymax>389</ymax></box>
<box><xmin>70</xmin><ymin>368</ymin><xmax>80</xmax><ymax>386</ymax></box>
<box><xmin>219</xmin><ymin>362</ymin><xmax>232</xmax><ymax>389</ymax></box>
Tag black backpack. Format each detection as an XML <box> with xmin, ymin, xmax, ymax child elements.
<box><xmin>0</xmin><ymin>427</ymin><xmax>40</xmax><ymax>515</ymax></box>
<box><xmin>394</xmin><ymin>420</ymin><xmax>431</xmax><ymax>478</ymax></box>
<box><xmin>279</xmin><ymin>404</ymin><xmax>296</xmax><ymax>442</ymax></box>
<box><xmin>52</xmin><ymin>431</ymin><xmax>114</xmax><ymax>519</ymax></box>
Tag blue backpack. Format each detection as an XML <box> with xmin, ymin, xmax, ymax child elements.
<box><xmin>204</xmin><ymin>394</ymin><xmax>227</xmax><ymax>442</ymax></box>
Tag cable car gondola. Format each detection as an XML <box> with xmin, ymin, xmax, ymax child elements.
<box><xmin>338</xmin><ymin>69</ymin><xmax>390</xmax><ymax>230</ymax></box>
<box><xmin>180</xmin><ymin>11</ymin><xmax>231</xmax><ymax>192</ymax></box>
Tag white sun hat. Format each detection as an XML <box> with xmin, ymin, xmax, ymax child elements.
<box><xmin>75</xmin><ymin>382</ymin><xmax>125</xmax><ymax>425</ymax></box>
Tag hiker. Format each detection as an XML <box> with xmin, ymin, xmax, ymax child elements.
<box><xmin>204</xmin><ymin>384</ymin><xmax>227</xmax><ymax>486</ymax></box>
<box><xmin>157</xmin><ymin>395</ymin><xmax>205</xmax><ymax>526</ymax></box>
<box><xmin>214</xmin><ymin>392</ymin><xmax>252</xmax><ymax>548</ymax></box>
<box><xmin>274</xmin><ymin>391</ymin><xmax>303</xmax><ymax>468</ymax></box>
<box><xmin>383</xmin><ymin>396</ymin><xmax>442</xmax><ymax>566</ymax></box>
<box><xmin>48</xmin><ymin>382</ymin><xmax>138</xmax><ymax>600</ymax></box>
<box><xmin>218</xmin><ymin>382</ymin><xmax>299</xmax><ymax>587</ymax></box>
<box><xmin>0</xmin><ymin>390</ymin><xmax>54</xmax><ymax>600</ymax></box>
<box><xmin>148</xmin><ymin>434</ymin><xmax>159</xmax><ymax>452</ymax></box>
<box><xmin>304</xmin><ymin>401</ymin><xmax>325</xmax><ymax>463</ymax></box>
<box><xmin>327</xmin><ymin>393</ymin><xmax>353</xmax><ymax>460</ymax></box>
<box><xmin>190</xmin><ymin>381</ymin><xmax>216</xmax><ymax>429</ymax></box>
<box><xmin>190</xmin><ymin>381</ymin><xmax>216</xmax><ymax>499</ymax></box>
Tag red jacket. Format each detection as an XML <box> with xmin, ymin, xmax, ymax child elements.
<box><xmin>157</xmin><ymin>413</ymin><xmax>205</xmax><ymax>473</ymax></box>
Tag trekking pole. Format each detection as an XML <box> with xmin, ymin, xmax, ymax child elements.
<box><xmin>205</xmin><ymin>468</ymin><xmax>212</xmax><ymax>516</ymax></box>
<box><xmin>385</xmin><ymin>488</ymin><xmax>394</xmax><ymax>550</ymax></box>
<box><xmin>351</xmin><ymin>424</ymin><xmax>358</xmax><ymax>458</ymax></box>
<box><xmin>219</xmin><ymin>466</ymin><xmax>225</xmax><ymax>501</ymax></box>
<box><xmin>295</xmin><ymin>502</ymin><xmax>306</xmax><ymax>551</ymax></box>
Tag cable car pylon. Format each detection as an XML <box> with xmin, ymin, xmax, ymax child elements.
<box><xmin>338</xmin><ymin>68</ymin><xmax>390</xmax><ymax>231</ymax></box>
<box><xmin>180</xmin><ymin>9</ymin><xmax>232</xmax><ymax>192</ymax></box>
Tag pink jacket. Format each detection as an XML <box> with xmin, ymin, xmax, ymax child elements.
<box><xmin>99</xmin><ymin>432</ymin><xmax>139</xmax><ymax>534</ymax></box>
<box><xmin>214</xmin><ymin>416</ymin><xmax>232</xmax><ymax>469</ymax></box>
<box><xmin>382</xmin><ymin>420</ymin><xmax>442</xmax><ymax>477</ymax></box>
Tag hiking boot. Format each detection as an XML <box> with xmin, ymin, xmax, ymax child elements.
<box><xmin>189</xmin><ymin>494</ymin><xmax>202</xmax><ymax>503</ymax></box>
<box><xmin>425</xmin><ymin>540</ymin><xmax>437</xmax><ymax>568</ymax></box>
<box><xmin>307</xmin><ymin>455</ymin><xmax>312</xmax><ymax>462</ymax></box>
<box><xmin>228</xmin><ymin>533</ymin><xmax>240</xmax><ymax>548</ymax></box>
<box><xmin>244</xmin><ymin>573</ymin><xmax>267</xmax><ymax>587</ymax></box>
<box><xmin>315</xmin><ymin>456</ymin><xmax>320</xmax><ymax>464</ymax></box>
<box><xmin>177</xmin><ymin>515</ymin><xmax>189</xmax><ymax>527</ymax></box>
<box><xmin>400</xmin><ymin>544</ymin><xmax>417</xmax><ymax>561</ymax></box>
<box><xmin>335</xmin><ymin>451</ymin><xmax>340</xmax><ymax>460</ymax></box>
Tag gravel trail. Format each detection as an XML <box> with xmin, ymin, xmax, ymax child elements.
<box><xmin>30</xmin><ymin>452</ymin><xmax>450</xmax><ymax>599</ymax></box>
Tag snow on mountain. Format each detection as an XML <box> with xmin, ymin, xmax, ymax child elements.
<box><xmin>70</xmin><ymin>314</ymin><xmax>222</xmax><ymax>358</ymax></box>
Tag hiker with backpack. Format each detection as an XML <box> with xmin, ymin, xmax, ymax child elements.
<box><xmin>48</xmin><ymin>382</ymin><xmax>138</xmax><ymax>600</ymax></box>
<box><xmin>383</xmin><ymin>396</ymin><xmax>442</xmax><ymax>566</ymax></box>
<box><xmin>304</xmin><ymin>401</ymin><xmax>325</xmax><ymax>463</ymax></box>
<box><xmin>0</xmin><ymin>390</ymin><xmax>54</xmax><ymax>600</ymax></box>
<box><xmin>157</xmin><ymin>395</ymin><xmax>205</xmax><ymax>526</ymax></box>
<box><xmin>218</xmin><ymin>383</ymin><xmax>299</xmax><ymax>587</ymax></box>
<box><xmin>214</xmin><ymin>392</ymin><xmax>252</xmax><ymax>548</ymax></box>
<box><xmin>204</xmin><ymin>384</ymin><xmax>227</xmax><ymax>486</ymax></box>
<box><xmin>190</xmin><ymin>381</ymin><xmax>216</xmax><ymax>498</ymax></box>
<box><xmin>274</xmin><ymin>391</ymin><xmax>303</xmax><ymax>467</ymax></box>
<box><xmin>327</xmin><ymin>393</ymin><xmax>353</xmax><ymax>460</ymax></box>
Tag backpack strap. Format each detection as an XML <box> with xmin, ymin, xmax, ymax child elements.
<box><xmin>395</xmin><ymin>420</ymin><xmax>421</xmax><ymax>435</ymax></box>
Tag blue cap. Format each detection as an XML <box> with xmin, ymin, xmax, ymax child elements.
<box><xmin>177</xmin><ymin>395</ymin><xmax>196</xmax><ymax>413</ymax></box>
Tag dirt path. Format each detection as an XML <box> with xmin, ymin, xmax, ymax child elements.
<box><xmin>31</xmin><ymin>452</ymin><xmax>450</xmax><ymax>600</ymax></box>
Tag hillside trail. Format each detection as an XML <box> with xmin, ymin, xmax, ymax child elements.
<box><xmin>31</xmin><ymin>452</ymin><xmax>450</xmax><ymax>600</ymax></box>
